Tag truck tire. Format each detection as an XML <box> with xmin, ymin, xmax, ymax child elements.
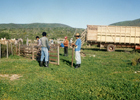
<box><xmin>138</xmin><ymin>58</ymin><xmax>140</xmax><ymax>63</ymax></box>
<box><xmin>107</xmin><ymin>44</ymin><xmax>115</xmax><ymax>52</ymax></box>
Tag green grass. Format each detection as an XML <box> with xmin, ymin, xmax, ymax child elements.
<box><xmin>0</xmin><ymin>47</ymin><xmax>140</xmax><ymax>100</ymax></box>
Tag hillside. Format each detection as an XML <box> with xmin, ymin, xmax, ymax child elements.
<box><xmin>110</xmin><ymin>18</ymin><xmax>140</xmax><ymax>26</ymax></box>
<box><xmin>0</xmin><ymin>23</ymin><xmax>72</xmax><ymax>29</ymax></box>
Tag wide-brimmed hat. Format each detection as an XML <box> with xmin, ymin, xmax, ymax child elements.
<box><xmin>74</xmin><ymin>33</ymin><xmax>81</xmax><ymax>37</ymax></box>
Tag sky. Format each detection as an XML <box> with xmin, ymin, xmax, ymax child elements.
<box><xmin>0</xmin><ymin>0</ymin><xmax>140</xmax><ymax>28</ymax></box>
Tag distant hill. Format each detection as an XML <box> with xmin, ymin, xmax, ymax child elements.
<box><xmin>110</xmin><ymin>18</ymin><xmax>140</xmax><ymax>26</ymax></box>
<box><xmin>0</xmin><ymin>23</ymin><xmax>72</xmax><ymax>29</ymax></box>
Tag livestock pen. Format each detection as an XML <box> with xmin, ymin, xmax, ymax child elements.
<box><xmin>17</xmin><ymin>44</ymin><xmax>60</xmax><ymax>65</ymax></box>
<box><xmin>0</xmin><ymin>43</ymin><xmax>15</xmax><ymax>59</ymax></box>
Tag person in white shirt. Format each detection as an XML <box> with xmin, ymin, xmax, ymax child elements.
<box><xmin>36</xmin><ymin>36</ymin><xmax>41</xmax><ymax>46</ymax></box>
<box><xmin>69</xmin><ymin>38</ymin><xmax>73</xmax><ymax>47</ymax></box>
<box><xmin>51</xmin><ymin>39</ymin><xmax>54</xmax><ymax>44</ymax></box>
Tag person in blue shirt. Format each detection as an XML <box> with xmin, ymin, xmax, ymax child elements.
<box><xmin>71</xmin><ymin>33</ymin><xmax>81</xmax><ymax>68</ymax></box>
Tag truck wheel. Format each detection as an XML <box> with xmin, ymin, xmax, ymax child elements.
<box><xmin>107</xmin><ymin>44</ymin><xmax>115</xmax><ymax>52</ymax></box>
<box><xmin>138</xmin><ymin>58</ymin><xmax>140</xmax><ymax>63</ymax></box>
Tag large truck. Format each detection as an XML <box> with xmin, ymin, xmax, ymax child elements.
<box><xmin>84</xmin><ymin>25</ymin><xmax>140</xmax><ymax>52</ymax></box>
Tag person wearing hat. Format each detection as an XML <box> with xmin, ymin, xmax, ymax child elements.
<box><xmin>40</xmin><ymin>32</ymin><xmax>50</xmax><ymax>67</ymax></box>
<box><xmin>63</xmin><ymin>36</ymin><xmax>69</xmax><ymax>56</ymax></box>
<box><xmin>71</xmin><ymin>33</ymin><xmax>81</xmax><ymax>68</ymax></box>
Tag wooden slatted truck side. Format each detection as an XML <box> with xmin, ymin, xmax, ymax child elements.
<box><xmin>86</xmin><ymin>25</ymin><xmax>140</xmax><ymax>52</ymax></box>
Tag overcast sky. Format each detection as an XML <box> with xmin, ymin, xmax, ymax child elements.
<box><xmin>0</xmin><ymin>0</ymin><xmax>140</xmax><ymax>28</ymax></box>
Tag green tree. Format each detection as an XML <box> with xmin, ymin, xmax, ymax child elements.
<box><xmin>0</xmin><ymin>32</ymin><xmax>10</xmax><ymax>39</ymax></box>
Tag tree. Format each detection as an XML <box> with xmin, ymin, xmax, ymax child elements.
<box><xmin>0</xmin><ymin>32</ymin><xmax>10</xmax><ymax>39</ymax></box>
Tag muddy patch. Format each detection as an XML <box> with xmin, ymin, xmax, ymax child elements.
<box><xmin>0</xmin><ymin>74</ymin><xmax>22</xmax><ymax>80</ymax></box>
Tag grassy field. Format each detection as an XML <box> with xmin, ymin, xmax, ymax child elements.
<box><xmin>0</xmin><ymin>47</ymin><xmax>140</xmax><ymax>100</ymax></box>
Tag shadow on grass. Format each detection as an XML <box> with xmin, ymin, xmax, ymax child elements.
<box><xmin>35</xmin><ymin>53</ymin><xmax>41</xmax><ymax>66</ymax></box>
<box><xmin>59</xmin><ymin>53</ymin><xmax>64</xmax><ymax>56</ymax></box>
<box><xmin>60</xmin><ymin>58</ymin><xmax>76</xmax><ymax>67</ymax></box>
<box><xmin>35</xmin><ymin>53</ymin><xmax>50</xmax><ymax>67</ymax></box>
<box><xmin>81</xmin><ymin>48</ymin><xmax>135</xmax><ymax>53</ymax></box>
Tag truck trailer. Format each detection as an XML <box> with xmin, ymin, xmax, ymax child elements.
<box><xmin>85</xmin><ymin>25</ymin><xmax>140</xmax><ymax>52</ymax></box>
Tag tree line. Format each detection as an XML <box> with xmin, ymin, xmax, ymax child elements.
<box><xmin>0</xmin><ymin>27</ymin><xmax>84</xmax><ymax>41</ymax></box>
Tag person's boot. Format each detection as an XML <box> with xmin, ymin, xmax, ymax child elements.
<box><xmin>44</xmin><ymin>61</ymin><xmax>49</xmax><ymax>67</ymax></box>
<box><xmin>78</xmin><ymin>64</ymin><xmax>81</xmax><ymax>68</ymax></box>
<box><xmin>75</xmin><ymin>64</ymin><xmax>79</xmax><ymax>68</ymax></box>
<box><xmin>40</xmin><ymin>61</ymin><xmax>43</xmax><ymax>67</ymax></box>
<box><xmin>47</xmin><ymin>61</ymin><xmax>49</xmax><ymax>67</ymax></box>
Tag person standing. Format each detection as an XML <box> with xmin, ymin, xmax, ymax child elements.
<box><xmin>71</xmin><ymin>33</ymin><xmax>81</xmax><ymax>68</ymax></box>
<box><xmin>51</xmin><ymin>39</ymin><xmax>54</xmax><ymax>44</ymax></box>
<box><xmin>36</xmin><ymin>36</ymin><xmax>41</xmax><ymax>46</ymax></box>
<box><xmin>63</xmin><ymin>36</ymin><xmax>69</xmax><ymax>56</ymax></box>
<box><xmin>69</xmin><ymin>38</ymin><xmax>73</xmax><ymax>47</ymax></box>
<box><xmin>36</xmin><ymin>36</ymin><xmax>41</xmax><ymax>62</ymax></box>
<box><xmin>40</xmin><ymin>32</ymin><xmax>50</xmax><ymax>67</ymax></box>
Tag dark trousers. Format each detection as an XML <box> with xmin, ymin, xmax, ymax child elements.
<box><xmin>64</xmin><ymin>47</ymin><xmax>68</xmax><ymax>56</ymax></box>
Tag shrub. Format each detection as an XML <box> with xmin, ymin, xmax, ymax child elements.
<box><xmin>0</xmin><ymin>32</ymin><xmax>10</xmax><ymax>39</ymax></box>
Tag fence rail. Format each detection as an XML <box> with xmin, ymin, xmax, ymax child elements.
<box><xmin>0</xmin><ymin>42</ymin><xmax>59</xmax><ymax>65</ymax></box>
<box><xmin>17</xmin><ymin>44</ymin><xmax>59</xmax><ymax>65</ymax></box>
<box><xmin>0</xmin><ymin>43</ymin><xmax>16</xmax><ymax>59</ymax></box>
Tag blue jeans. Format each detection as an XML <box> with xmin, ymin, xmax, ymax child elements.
<box><xmin>41</xmin><ymin>47</ymin><xmax>48</xmax><ymax>62</ymax></box>
<box><xmin>75</xmin><ymin>51</ymin><xmax>81</xmax><ymax>64</ymax></box>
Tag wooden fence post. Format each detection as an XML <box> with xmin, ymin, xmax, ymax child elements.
<box><xmin>7</xmin><ymin>42</ymin><xmax>8</xmax><ymax>58</ymax></box>
<box><xmin>71</xmin><ymin>46</ymin><xmax>74</xmax><ymax>67</ymax></box>
<box><xmin>18</xmin><ymin>43</ymin><xmax>20</xmax><ymax>56</ymax></box>
<box><xmin>16</xmin><ymin>44</ymin><xmax>17</xmax><ymax>55</ymax></box>
<box><xmin>15</xmin><ymin>44</ymin><xmax>18</xmax><ymax>55</ymax></box>
<box><xmin>0</xmin><ymin>43</ymin><xmax>1</xmax><ymax>59</ymax></box>
<box><xmin>32</xmin><ymin>45</ymin><xmax>34</xmax><ymax>60</ymax></box>
<box><xmin>11</xmin><ymin>43</ymin><xmax>13</xmax><ymax>55</ymax></box>
<box><xmin>57</xmin><ymin>45</ymin><xmax>59</xmax><ymax>65</ymax></box>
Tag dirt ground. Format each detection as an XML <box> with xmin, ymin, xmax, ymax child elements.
<box><xmin>0</xmin><ymin>74</ymin><xmax>22</xmax><ymax>80</ymax></box>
